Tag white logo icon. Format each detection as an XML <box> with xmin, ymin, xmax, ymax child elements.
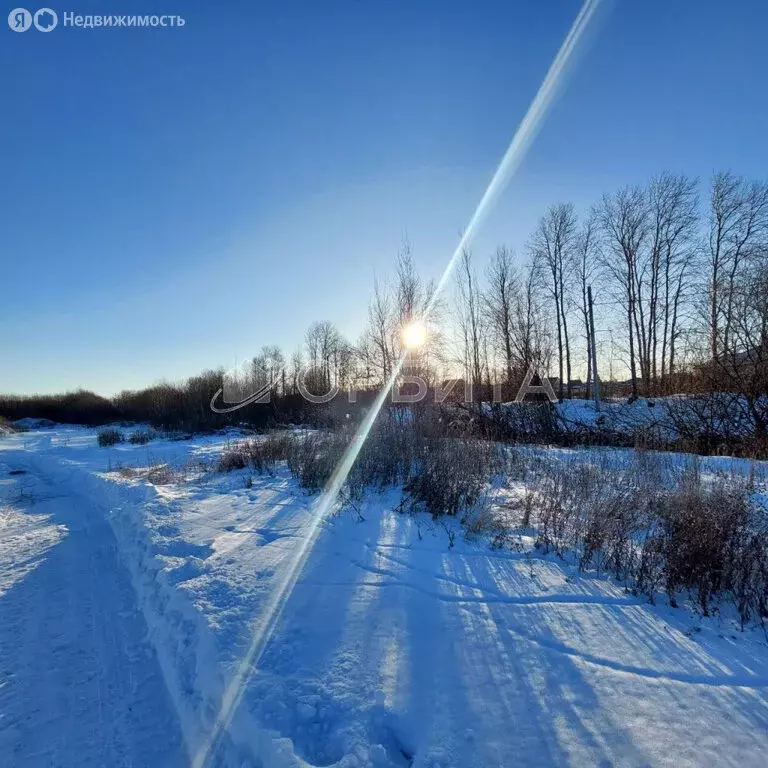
<box><xmin>33</xmin><ymin>7</ymin><xmax>57</xmax><ymax>31</ymax></box>
<box><xmin>8</xmin><ymin>7</ymin><xmax>32</xmax><ymax>31</ymax></box>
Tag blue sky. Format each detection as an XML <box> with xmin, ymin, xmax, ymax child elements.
<box><xmin>1</xmin><ymin>0</ymin><xmax>767</xmax><ymax>395</ymax></box>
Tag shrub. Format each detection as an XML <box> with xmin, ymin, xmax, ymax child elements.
<box><xmin>246</xmin><ymin>432</ymin><xmax>294</xmax><ymax>474</ymax></box>
<box><xmin>129</xmin><ymin>428</ymin><xmax>154</xmax><ymax>445</ymax></box>
<box><xmin>281</xmin><ymin>418</ymin><xmax>505</xmax><ymax>501</ymax></box>
<box><xmin>216</xmin><ymin>432</ymin><xmax>295</xmax><ymax>475</ymax></box>
<box><xmin>146</xmin><ymin>463</ymin><xmax>178</xmax><ymax>485</ymax></box>
<box><xmin>97</xmin><ymin>427</ymin><xmax>124</xmax><ymax>447</ymax></box>
<box><xmin>522</xmin><ymin>448</ymin><xmax>768</xmax><ymax>627</ymax></box>
<box><xmin>214</xmin><ymin>418</ymin><xmax>509</xmax><ymax>518</ymax></box>
<box><xmin>287</xmin><ymin>431</ymin><xmax>348</xmax><ymax>491</ymax></box>
<box><xmin>404</xmin><ymin>437</ymin><xmax>504</xmax><ymax>518</ymax></box>
<box><xmin>0</xmin><ymin>415</ymin><xmax>20</xmax><ymax>434</ymax></box>
<box><xmin>651</xmin><ymin>470</ymin><xmax>766</xmax><ymax>620</ymax></box>
<box><xmin>216</xmin><ymin>443</ymin><xmax>249</xmax><ymax>472</ymax></box>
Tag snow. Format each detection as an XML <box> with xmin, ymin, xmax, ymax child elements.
<box><xmin>555</xmin><ymin>395</ymin><xmax>764</xmax><ymax>442</ymax></box>
<box><xmin>0</xmin><ymin>451</ymin><xmax>185</xmax><ymax>767</ymax></box>
<box><xmin>1</xmin><ymin>427</ymin><xmax>768</xmax><ymax>766</ymax></box>
<box><xmin>11</xmin><ymin>417</ymin><xmax>56</xmax><ymax>430</ymax></box>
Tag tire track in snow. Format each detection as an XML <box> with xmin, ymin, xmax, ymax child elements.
<box><xmin>0</xmin><ymin>462</ymin><xmax>187</xmax><ymax>767</ymax></box>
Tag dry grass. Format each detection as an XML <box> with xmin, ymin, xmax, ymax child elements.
<box><xmin>115</xmin><ymin>461</ymin><xmax>184</xmax><ymax>486</ymax></box>
<box><xmin>514</xmin><ymin>450</ymin><xmax>768</xmax><ymax>626</ymax></box>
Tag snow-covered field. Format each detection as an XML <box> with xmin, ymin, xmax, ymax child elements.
<box><xmin>1</xmin><ymin>426</ymin><xmax>768</xmax><ymax>767</ymax></box>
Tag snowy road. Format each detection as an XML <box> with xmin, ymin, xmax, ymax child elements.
<box><xmin>0</xmin><ymin>460</ymin><xmax>186</xmax><ymax>768</ymax></box>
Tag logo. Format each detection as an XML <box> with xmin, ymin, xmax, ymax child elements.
<box><xmin>211</xmin><ymin>360</ymin><xmax>284</xmax><ymax>414</ymax></box>
<box><xmin>8</xmin><ymin>10</ymin><xmax>184</xmax><ymax>33</ymax></box>
<box><xmin>33</xmin><ymin>7</ymin><xmax>57</xmax><ymax>31</ymax></box>
<box><xmin>8</xmin><ymin>7</ymin><xmax>32</xmax><ymax>31</ymax></box>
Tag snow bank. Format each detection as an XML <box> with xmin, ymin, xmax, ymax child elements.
<box><xmin>11</xmin><ymin>417</ymin><xmax>57</xmax><ymax>430</ymax></box>
<box><xmin>556</xmin><ymin>394</ymin><xmax>764</xmax><ymax>443</ymax></box>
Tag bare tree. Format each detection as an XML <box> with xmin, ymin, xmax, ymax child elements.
<box><xmin>512</xmin><ymin>264</ymin><xmax>552</xmax><ymax>378</ymax></box>
<box><xmin>394</xmin><ymin>241</ymin><xmax>445</xmax><ymax>385</ymax></box>
<box><xmin>252</xmin><ymin>345</ymin><xmax>285</xmax><ymax>395</ymax></box>
<box><xmin>395</xmin><ymin>240</ymin><xmax>421</xmax><ymax>332</ymax></box>
<box><xmin>484</xmin><ymin>245</ymin><xmax>519</xmax><ymax>386</ymax></box>
<box><xmin>645</xmin><ymin>173</ymin><xmax>699</xmax><ymax>394</ymax></box>
<box><xmin>456</xmin><ymin>249</ymin><xmax>486</xmax><ymax>403</ymax></box>
<box><xmin>288</xmin><ymin>349</ymin><xmax>303</xmax><ymax>395</ymax></box>
<box><xmin>354</xmin><ymin>333</ymin><xmax>379</xmax><ymax>391</ymax></box>
<box><xmin>575</xmin><ymin>210</ymin><xmax>599</xmax><ymax>397</ymax></box>
<box><xmin>708</xmin><ymin>172</ymin><xmax>768</xmax><ymax>361</ymax></box>
<box><xmin>359</xmin><ymin>240</ymin><xmax>447</xmax><ymax>392</ymax></box>
<box><xmin>700</xmin><ymin>173</ymin><xmax>768</xmax><ymax>438</ymax></box>
<box><xmin>598</xmin><ymin>186</ymin><xmax>649</xmax><ymax>399</ymax></box>
<box><xmin>365</xmin><ymin>276</ymin><xmax>394</xmax><ymax>383</ymax></box>
<box><xmin>530</xmin><ymin>203</ymin><xmax>577</xmax><ymax>399</ymax></box>
<box><xmin>305</xmin><ymin>321</ymin><xmax>345</xmax><ymax>391</ymax></box>
<box><xmin>707</xmin><ymin>256</ymin><xmax>768</xmax><ymax>438</ymax></box>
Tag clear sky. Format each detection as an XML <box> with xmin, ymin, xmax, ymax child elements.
<box><xmin>1</xmin><ymin>0</ymin><xmax>767</xmax><ymax>395</ymax></box>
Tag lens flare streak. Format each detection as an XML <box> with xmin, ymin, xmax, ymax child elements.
<box><xmin>193</xmin><ymin>2</ymin><xmax>602</xmax><ymax>764</ymax></box>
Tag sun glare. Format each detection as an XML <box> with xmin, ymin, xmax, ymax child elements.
<box><xmin>402</xmin><ymin>321</ymin><xmax>427</xmax><ymax>349</ymax></box>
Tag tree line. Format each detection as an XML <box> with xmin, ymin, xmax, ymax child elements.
<box><xmin>353</xmin><ymin>171</ymin><xmax>766</xmax><ymax>413</ymax></box>
<box><xmin>2</xmin><ymin>169</ymin><xmax>766</xmax><ymax>435</ymax></box>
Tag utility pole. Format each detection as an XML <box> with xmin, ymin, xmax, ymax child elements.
<box><xmin>587</xmin><ymin>285</ymin><xmax>601</xmax><ymax>412</ymax></box>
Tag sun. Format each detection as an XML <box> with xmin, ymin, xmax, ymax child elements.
<box><xmin>402</xmin><ymin>320</ymin><xmax>427</xmax><ymax>349</ymax></box>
